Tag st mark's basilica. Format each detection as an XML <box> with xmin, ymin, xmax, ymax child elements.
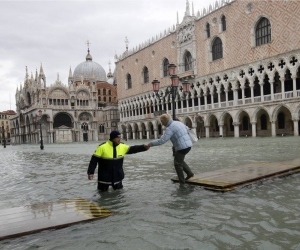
<box><xmin>10</xmin><ymin>47</ymin><xmax>119</xmax><ymax>144</ymax></box>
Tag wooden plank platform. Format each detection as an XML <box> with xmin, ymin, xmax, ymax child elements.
<box><xmin>0</xmin><ymin>197</ymin><xmax>112</xmax><ymax>241</ymax></box>
<box><xmin>171</xmin><ymin>158</ymin><xmax>300</xmax><ymax>192</ymax></box>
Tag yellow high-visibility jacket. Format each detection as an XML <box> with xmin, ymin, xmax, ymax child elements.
<box><xmin>87</xmin><ymin>140</ymin><xmax>147</xmax><ymax>185</ymax></box>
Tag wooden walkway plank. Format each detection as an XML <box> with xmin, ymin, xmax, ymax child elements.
<box><xmin>0</xmin><ymin>198</ymin><xmax>112</xmax><ymax>241</ymax></box>
<box><xmin>171</xmin><ymin>158</ymin><xmax>300</xmax><ymax>191</ymax></box>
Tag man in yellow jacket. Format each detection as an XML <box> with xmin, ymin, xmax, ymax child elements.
<box><xmin>87</xmin><ymin>131</ymin><xmax>149</xmax><ymax>191</ymax></box>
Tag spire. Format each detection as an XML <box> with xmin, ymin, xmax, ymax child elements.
<box><xmin>35</xmin><ymin>68</ymin><xmax>38</xmax><ymax>81</ymax></box>
<box><xmin>31</xmin><ymin>71</ymin><xmax>34</xmax><ymax>80</ymax></box>
<box><xmin>69</xmin><ymin>67</ymin><xmax>73</xmax><ymax>77</ymax></box>
<box><xmin>40</xmin><ymin>63</ymin><xmax>44</xmax><ymax>75</ymax></box>
<box><xmin>86</xmin><ymin>39</ymin><xmax>92</xmax><ymax>61</ymax></box>
<box><xmin>125</xmin><ymin>36</ymin><xmax>129</xmax><ymax>51</ymax></box>
<box><xmin>25</xmin><ymin>66</ymin><xmax>29</xmax><ymax>81</ymax></box>
<box><xmin>185</xmin><ymin>0</ymin><xmax>190</xmax><ymax>17</ymax></box>
<box><xmin>177</xmin><ymin>11</ymin><xmax>179</xmax><ymax>24</ymax></box>
<box><xmin>107</xmin><ymin>60</ymin><xmax>113</xmax><ymax>78</ymax></box>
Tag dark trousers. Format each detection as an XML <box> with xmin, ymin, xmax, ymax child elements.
<box><xmin>98</xmin><ymin>182</ymin><xmax>123</xmax><ymax>191</ymax></box>
<box><xmin>174</xmin><ymin>147</ymin><xmax>193</xmax><ymax>184</ymax></box>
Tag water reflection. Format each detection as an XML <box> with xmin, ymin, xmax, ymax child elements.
<box><xmin>0</xmin><ymin>137</ymin><xmax>299</xmax><ymax>249</ymax></box>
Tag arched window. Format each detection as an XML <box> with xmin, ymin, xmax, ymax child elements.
<box><xmin>278</xmin><ymin>112</ymin><xmax>285</xmax><ymax>129</ymax></box>
<box><xmin>103</xmin><ymin>89</ymin><xmax>106</xmax><ymax>95</ymax></box>
<box><xmin>127</xmin><ymin>74</ymin><xmax>132</xmax><ymax>89</ymax></box>
<box><xmin>99</xmin><ymin>124</ymin><xmax>105</xmax><ymax>133</ymax></box>
<box><xmin>108</xmin><ymin>90</ymin><xmax>111</xmax><ymax>95</ymax></box>
<box><xmin>184</xmin><ymin>52</ymin><xmax>193</xmax><ymax>71</ymax></box>
<box><xmin>143</xmin><ymin>67</ymin><xmax>149</xmax><ymax>83</ymax></box>
<box><xmin>256</xmin><ymin>17</ymin><xmax>271</xmax><ymax>46</ymax></box>
<box><xmin>206</xmin><ymin>23</ymin><xmax>210</xmax><ymax>38</ymax></box>
<box><xmin>212</xmin><ymin>37</ymin><xmax>223</xmax><ymax>60</ymax></box>
<box><xmin>261</xmin><ymin>114</ymin><xmax>267</xmax><ymax>130</ymax></box>
<box><xmin>81</xmin><ymin>122</ymin><xmax>88</xmax><ymax>131</ymax></box>
<box><xmin>163</xmin><ymin>59</ymin><xmax>169</xmax><ymax>77</ymax></box>
<box><xmin>221</xmin><ymin>15</ymin><xmax>226</xmax><ymax>31</ymax></box>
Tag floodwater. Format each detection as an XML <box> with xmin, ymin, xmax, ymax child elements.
<box><xmin>0</xmin><ymin>137</ymin><xmax>300</xmax><ymax>250</ymax></box>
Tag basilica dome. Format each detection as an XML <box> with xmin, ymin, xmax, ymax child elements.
<box><xmin>73</xmin><ymin>49</ymin><xmax>107</xmax><ymax>82</ymax></box>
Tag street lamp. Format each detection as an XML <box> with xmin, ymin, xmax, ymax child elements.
<box><xmin>1</xmin><ymin>125</ymin><xmax>6</xmax><ymax>148</ymax></box>
<box><xmin>152</xmin><ymin>63</ymin><xmax>190</xmax><ymax>120</ymax></box>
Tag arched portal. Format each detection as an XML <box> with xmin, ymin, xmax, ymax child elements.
<box><xmin>276</xmin><ymin>106</ymin><xmax>292</xmax><ymax>136</ymax></box>
<box><xmin>53</xmin><ymin>113</ymin><xmax>73</xmax><ymax>128</ymax></box>
<box><xmin>53</xmin><ymin>113</ymin><xmax>73</xmax><ymax>143</ymax></box>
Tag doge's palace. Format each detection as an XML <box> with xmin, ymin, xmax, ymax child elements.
<box><xmin>115</xmin><ymin>0</ymin><xmax>300</xmax><ymax>139</ymax></box>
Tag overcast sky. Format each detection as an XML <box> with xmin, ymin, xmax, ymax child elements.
<box><xmin>0</xmin><ymin>0</ymin><xmax>216</xmax><ymax>112</ymax></box>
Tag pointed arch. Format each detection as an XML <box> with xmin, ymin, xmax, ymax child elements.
<box><xmin>162</xmin><ymin>58</ymin><xmax>169</xmax><ymax>77</ymax></box>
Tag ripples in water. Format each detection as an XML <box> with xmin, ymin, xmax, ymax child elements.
<box><xmin>0</xmin><ymin>137</ymin><xmax>300</xmax><ymax>250</ymax></box>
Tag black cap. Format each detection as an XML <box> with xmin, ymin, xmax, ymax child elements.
<box><xmin>110</xmin><ymin>130</ymin><xmax>121</xmax><ymax>140</ymax></box>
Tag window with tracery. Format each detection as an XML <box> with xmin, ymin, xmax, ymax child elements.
<box><xmin>184</xmin><ymin>52</ymin><xmax>193</xmax><ymax>71</ymax></box>
<box><xmin>163</xmin><ymin>59</ymin><xmax>169</xmax><ymax>77</ymax></box>
<box><xmin>256</xmin><ymin>17</ymin><xmax>271</xmax><ymax>46</ymax></box>
<box><xmin>143</xmin><ymin>67</ymin><xmax>149</xmax><ymax>83</ymax></box>
<box><xmin>212</xmin><ymin>37</ymin><xmax>223</xmax><ymax>60</ymax></box>
<box><xmin>127</xmin><ymin>74</ymin><xmax>132</xmax><ymax>89</ymax></box>
<box><xmin>221</xmin><ymin>15</ymin><xmax>226</xmax><ymax>31</ymax></box>
<box><xmin>206</xmin><ymin>23</ymin><xmax>210</xmax><ymax>38</ymax></box>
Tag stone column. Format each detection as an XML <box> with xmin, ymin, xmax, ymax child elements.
<box><xmin>133</xmin><ymin>131</ymin><xmax>136</xmax><ymax>140</ymax></box>
<box><xmin>191</xmin><ymin>97</ymin><xmax>195</xmax><ymax>112</ymax></box>
<box><xmin>217</xmin><ymin>90</ymin><xmax>221</xmax><ymax>108</ymax></box>
<box><xmin>241</xmin><ymin>87</ymin><xmax>245</xmax><ymax>105</ymax></box>
<box><xmin>293</xmin><ymin>119</ymin><xmax>299</xmax><ymax>136</ymax></box>
<box><xmin>292</xmin><ymin>77</ymin><xmax>297</xmax><ymax>97</ymax></box>
<box><xmin>250</xmin><ymin>80</ymin><xmax>254</xmax><ymax>103</ymax></box>
<box><xmin>204</xmin><ymin>94</ymin><xmax>208</xmax><ymax>110</ymax></box>
<box><xmin>219</xmin><ymin>124</ymin><xmax>223</xmax><ymax>137</ymax></box>
<box><xmin>146</xmin><ymin>130</ymin><xmax>149</xmax><ymax>139</ymax></box>
<box><xmin>233</xmin><ymin>89</ymin><xmax>238</xmax><ymax>106</ymax></box>
<box><xmin>139</xmin><ymin>131</ymin><xmax>142</xmax><ymax>139</ymax></box>
<box><xmin>280</xmin><ymin>77</ymin><xmax>285</xmax><ymax>99</ymax></box>
<box><xmin>251</xmin><ymin>122</ymin><xmax>257</xmax><ymax>137</ymax></box>
<box><xmin>260</xmin><ymin>82</ymin><xmax>264</xmax><ymax>102</ymax></box>
<box><xmin>271</xmin><ymin>121</ymin><xmax>276</xmax><ymax>137</ymax></box>
<box><xmin>233</xmin><ymin>122</ymin><xmax>240</xmax><ymax>138</ymax></box>
<box><xmin>154</xmin><ymin>130</ymin><xmax>158</xmax><ymax>139</ymax></box>
<box><xmin>225</xmin><ymin>90</ymin><xmax>228</xmax><ymax>106</ymax></box>
<box><xmin>205</xmin><ymin>126</ymin><xmax>210</xmax><ymax>138</ymax></box>
<box><xmin>270</xmin><ymin>80</ymin><xmax>274</xmax><ymax>101</ymax></box>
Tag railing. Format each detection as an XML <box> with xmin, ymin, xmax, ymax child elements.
<box><xmin>264</xmin><ymin>95</ymin><xmax>271</xmax><ymax>101</ymax></box>
<box><xmin>274</xmin><ymin>93</ymin><xmax>282</xmax><ymax>100</ymax></box>
<box><xmin>245</xmin><ymin>98</ymin><xmax>252</xmax><ymax>104</ymax></box>
<box><xmin>285</xmin><ymin>91</ymin><xmax>293</xmax><ymax>99</ymax></box>
<box><xmin>254</xmin><ymin>96</ymin><xmax>261</xmax><ymax>103</ymax></box>
<box><xmin>121</xmin><ymin>90</ymin><xmax>300</xmax><ymax>122</ymax></box>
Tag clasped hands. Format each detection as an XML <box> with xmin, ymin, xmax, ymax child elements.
<box><xmin>144</xmin><ymin>144</ymin><xmax>150</xmax><ymax>150</ymax></box>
